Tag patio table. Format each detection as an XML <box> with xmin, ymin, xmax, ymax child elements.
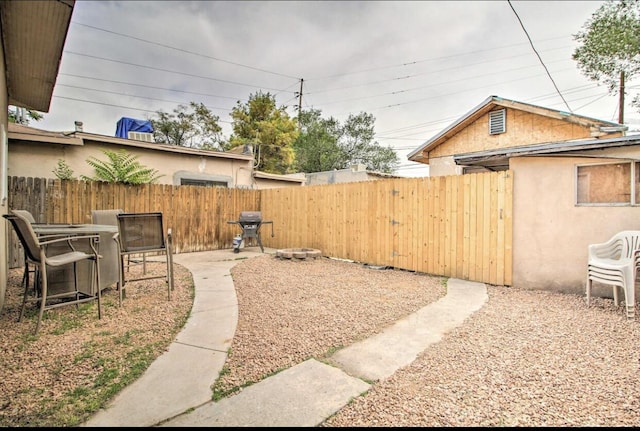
<box><xmin>33</xmin><ymin>224</ymin><xmax>120</xmax><ymax>295</ymax></box>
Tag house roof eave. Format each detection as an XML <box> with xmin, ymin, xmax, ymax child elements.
<box><xmin>454</xmin><ymin>134</ymin><xmax>640</xmax><ymax>166</ymax></box>
<box><xmin>8</xmin><ymin>123</ymin><xmax>254</xmax><ymax>161</ymax></box>
<box><xmin>2</xmin><ymin>0</ymin><xmax>74</xmax><ymax>112</ymax></box>
<box><xmin>78</xmin><ymin>132</ymin><xmax>254</xmax><ymax>161</ymax></box>
<box><xmin>8</xmin><ymin>122</ymin><xmax>83</xmax><ymax>145</ymax></box>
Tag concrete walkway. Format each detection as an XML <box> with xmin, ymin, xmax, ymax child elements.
<box><xmin>83</xmin><ymin>248</ymin><xmax>488</xmax><ymax>427</ymax></box>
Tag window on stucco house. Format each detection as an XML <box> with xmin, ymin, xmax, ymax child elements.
<box><xmin>576</xmin><ymin>161</ymin><xmax>640</xmax><ymax>205</ymax></box>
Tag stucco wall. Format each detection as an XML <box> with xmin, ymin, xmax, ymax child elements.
<box><xmin>511</xmin><ymin>152</ymin><xmax>640</xmax><ymax>298</ymax></box>
<box><xmin>8</xmin><ymin>140</ymin><xmax>254</xmax><ymax>187</ymax></box>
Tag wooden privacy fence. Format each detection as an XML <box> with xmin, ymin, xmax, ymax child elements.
<box><xmin>7</xmin><ymin>176</ymin><xmax>261</xmax><ymax>259</ymax></box>
<box><xmin>262</xmin><ymin>171</ymin><xmax>512</xmax><ymax>286</ymax></box>
<box><xmin>7</xmin><ymin>171</ymin><xmax>512</xmax><ymax>285</ymax></box>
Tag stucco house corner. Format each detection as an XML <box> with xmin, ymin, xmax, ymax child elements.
<box><xmin>408</xmin><ymin>94</ymin><xmax>640</xmax><ymax>301</ymax></box>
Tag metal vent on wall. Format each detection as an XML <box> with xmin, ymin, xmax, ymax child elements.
<box><xmin>489</xmin><ymin>109</ymin><xmax>506</xmax><ymax>135</ymax></box>
<box><xmin>128</xmin><ymin>131</ymin><xmax>155</xmax><ymax>142</ymax></box>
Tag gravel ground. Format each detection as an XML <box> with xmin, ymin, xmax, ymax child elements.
<box><xmin>215</xmin><ymin>255</ymin><xmax>448</xmax><ymax>394</ymax></box>
<box><xmin>3</xmin><ymin>253</ymin><xmax>640</xmax><ymax>427</ymax></box>
<box><xmin>322</xmin><ymin>286</ymin><xmax>640</xmax><ymax>427</ymax></box>
<box><xmin>226</xmin><ymin>255</ymin><xmax>640</xmax><ymax>427</ymax></box>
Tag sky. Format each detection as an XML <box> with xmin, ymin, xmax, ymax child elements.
<box><xmin>35</xmin><ymin>0</ymin><xmax>639</xmax><ymax>177</ymax></box>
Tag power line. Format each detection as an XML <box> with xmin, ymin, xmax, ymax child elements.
<box><xmin>50</xmin><ymin>6</ymin><xmax>622</xmax><ymax>150</ymax></box>
<box><xmin>507</xmin><ymin>0</ymin><xmax>573</xmax><ymax>113</ymax></box>
<box><xmin>59</xmin><ymin>73</ymin><xmax>243</xmax><ymax>102</ymax></box>
<box><xmin>307</xmin><ymin>46</ymin><xmax>571</xmax><ymax>96</ymax></box>
<box><xmin>69</xmin><ymin>15</ymin><xmax>587</xmax><ymax>130</ymax></box>
<box><xmin>57</xmin><ymin>84</ymin><xmax>233</xmax><ymax>113</ymax></box>
<box><xmin>73</xmin><ymin>22</ymin><xmax>301</xmax><ymax>80</ymax></box>
<box><xmin>63</xmin><ymin>51</ymin><xmax>298</xmax><ymax>94</ymax></box>
<box><xmin>73</xmin><ymin>16</ymin><xmax>579</xmax><ymax>117</ymax></box>
<box><xmin>313</xmin><ymin>62</ymin><xmax>573</xmax><ymax>110</ymax></box>
<box><xmin>53</xmin><ymin>96</ymin><xmax>234</xmax><ymax>124</ymax></box>
<box><xmin>306</xmin><ymin>35</ymin><xmax>569</xmax><ymax>81</ymax></box>
<box><xmin>329</xmin><ymin>68</ymin><xmax>576</xmax><ymax>117</ymax></box>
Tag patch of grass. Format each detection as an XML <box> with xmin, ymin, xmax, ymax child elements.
<box><xmin>93</xmin><ymin>367</ymin><xmax>120</xmax><ymax>387</ymax></box>
<box><xmin>43</xmin><ymin>343</ymin><xmax>175</xmax><ymax>426</ymax></box>
<box><xmin>0</xmin><ymin>264</ymin><xmax>196</xmax><ymax>427</ymax></box>
<box><xmin>49</xmin><ymin>317</ymin><xmax>84</xmax><ymax>335</ymax></box>
<box><xmin>113</xmin><ymin>331</ymin><xmax>133</xmax><ymax>345</ymax></box>
<box><xmin>218</xmin><ymin>364</ymin><xmax>230</xmax><ymax>377</ymax></box>
<box><xmin>323</xmin><ymin>345</ymin><xmax>343</xmax><ymax>357</ymax></box>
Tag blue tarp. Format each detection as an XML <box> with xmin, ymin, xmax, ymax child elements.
<box><xmin>115</xmin><ymin>117</ymin><xmax>153</xmax><ymax>138</ymax></box>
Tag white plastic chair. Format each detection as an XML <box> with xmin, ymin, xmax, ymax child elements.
<box><xmin>587</xmin><ymin>230</ymin><xmax>640</xmax><ymax>319</ymax></box>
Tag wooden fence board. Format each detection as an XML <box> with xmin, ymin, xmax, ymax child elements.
<box><xmin>468</xmin><ymin>174</ymin><xmax>478</xmax><ymax>281</ymax></box>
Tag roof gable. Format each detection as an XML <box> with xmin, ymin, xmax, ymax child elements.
<box><xmin>408</xmin><ymin>95</ymin><xmax>627</xmax><ymax>163</ymax></box>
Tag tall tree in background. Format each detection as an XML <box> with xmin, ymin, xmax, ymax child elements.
<box><xmin>293</xmin><ymin>109</ymin><xmax>342</xmax><ymax>172</ymax></box>
<box><xmin>572</xmin><ymin>0</ymin><xmax>640</xmax><ymax>123</ymax></box>
<box><xmin>150</xmin><ymin>101</ymin><xmax>224</xmax><ymax>150</ymax></box>
<box><xmin>293</xmin><ymin>109</ymin><xmax>399</xmax><ymax>174</ymax></box>
<box><xmin>227</xmin><ymin>91</ymin><xmax>298</xmax><ymax>174</ymax></box>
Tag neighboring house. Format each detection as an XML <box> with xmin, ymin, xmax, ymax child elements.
<box><xmin>305</xmin><ymin>163</ymin><xmax>401</xmax><ymax>185</ymax></box>
<box><xmin>8</xmin><ymin>122</ymin><xmax>303</xmax><ymax>189</ymax></box>
<box><xmin>408</xmin><ymin>95</ymin><xmax>640</xmax><ymax>300</ymax></box>
<box><xmin>8</xmin><ymin>122</ymin><xmax>253</xmax><ymax>187</ymax></box>
<box><xmin>408</xmin><ymin>95</ymin><xmax>627</xmax><ymax>176</ymax></box>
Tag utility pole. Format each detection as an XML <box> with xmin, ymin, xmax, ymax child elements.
<box><xmin>297</xmin><ymin>78</ymin><xmax>303</xmax><ymax>127</ymax></box>
<box><xmin>618</xmin><ymin>70</ymin><xmax>625</xmax><ymax>125</ymax></box>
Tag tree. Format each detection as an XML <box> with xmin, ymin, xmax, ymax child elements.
<box><xmin>8</xmin><ymin>106</ymin><xmax>43</xmax><ymax>125</ymax></box>
<box><xmin>293</xmin><ymin>109</ymin><xmax>399</xmax><ymax>174</ymax></box>
<box><xmin>150</xmin><ymin>102</ymin><xmax>224</xmax><ymax>150</ymax></box>
<box><xmin>227</xmin><ymin>91</ymin><xmax>299</xmax><ymax>174</ymax></box>
<box><xmin>293</xmin><ymin>109</ymin><xmax>343</xmax><ymax>172</ymax></box>
<box><xmin>81</xmin><ymin>149</ymin><xmax>163</xmax><ymax>184</ymax></box>
<box><xmin>572</xmin><ymin>0</ymin><xmax>640</xmax><ymax>122</ymax></box>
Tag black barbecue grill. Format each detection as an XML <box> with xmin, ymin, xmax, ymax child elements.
<box><xmin>227</xmin><ymin>211</ymin><xmax>274</xmax><ymax>253</ymax></box>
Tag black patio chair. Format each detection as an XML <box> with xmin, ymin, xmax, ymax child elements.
<box><xmin>116</xmin><ymin>212</ymin><xmax>174</xmax><ymax>302</ymax></box>
<box><xmin>3</xmin><ymin>212</ymin><xmax>102</xmax><ymax>334</ymax></box>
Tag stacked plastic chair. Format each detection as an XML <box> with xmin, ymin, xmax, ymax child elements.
<box><xmin>587</xmin><ymin>230</ymin><xmax>640</xmax><ymax>320</ymax></box>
